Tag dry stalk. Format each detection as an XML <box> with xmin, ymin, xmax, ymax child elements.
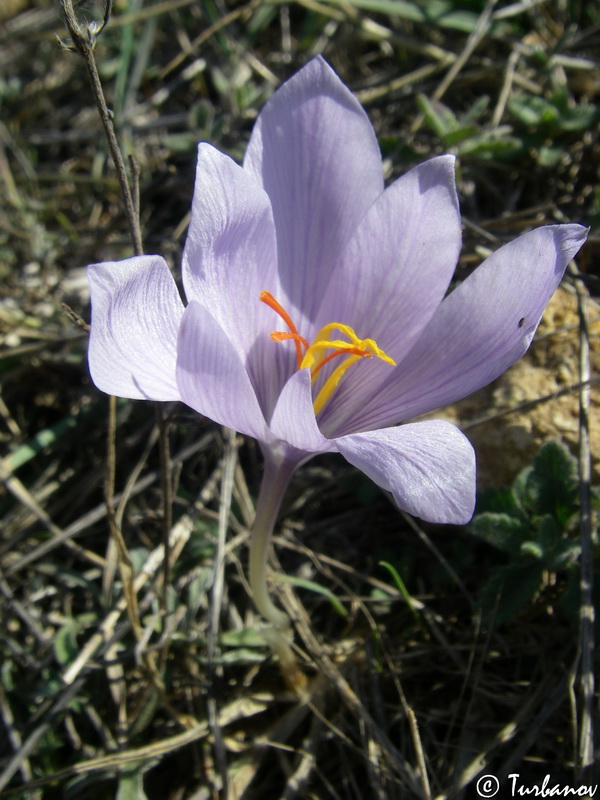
<box><xmin>570</xmin><ymin>264</ymin><xmax>596</xmax><ymax>777</ymax></box>
<box><xmin>60</xmin><ymin>0</ymin><xmax>143</xmax><ymax>255</ymax></box>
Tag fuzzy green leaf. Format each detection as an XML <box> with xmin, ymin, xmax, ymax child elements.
<box><xmin>536</xmin><ymin>145</ymin><xmax>564</xmax><ymax>167</ymax></box>
<box><xmin>526</xmin><ymin>441</ymin><xmax>578</xmax><ymax>525</ymax></box>
<box><xmin>509</xmin><ymin>94</ymin><xmax>558</xmax><ymax>127</ymax></box>
<box><xmin>417</xmin><ymin>94</ymin><xmax>457</xmax><ymax>137</ymax></box>
<box><xmin>468</xmin><ymin>512</ymin><xmax>531</xmax><ymax>554</ymax></box>
<box><xmin>461</xmin><ymin>95</ymin><xmax>490</xmax><ymax>125</ymax></box>
<box><xmin>513</xmin><ymin>465</ymin><xmax>533</xmax><ymax>511</ymax></box>
<box><xmin>457</xmin><ymin>130</ymin><xmax>523</xmax><ymax>159</ymax></box>
<box><xmin>546</xmin><ymin>537</ymin><xmax>581</xmax><ymax>571</ymax></box>
<box><xmin>519</xmin><ymin>540</ymin><xmax>544</xmax><ymax>559</ymax></box>
<box><xmin>474</xmin><ymin>485</ymin><xmax>526</xmax><ymax>518</ymax></box>
<box><xmin>444</xmin><ymin>125</ymin><xmax>480</xmax><ymax>146</ymax></box>
<box><xmin>536</xmin><ymin>513</ymin><xmax>562</xmax><ymax>555</ymax></box>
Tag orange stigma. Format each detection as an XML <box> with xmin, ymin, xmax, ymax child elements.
<box><xmin>260</xmin><ymin>291</ymin><xmax>308</xmax><ymax>368</ymax></box>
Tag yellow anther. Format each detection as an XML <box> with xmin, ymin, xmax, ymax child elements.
<box><xmin>260</xmin><ymin>293</ymin><xmax>396</xmax><ymax>414</ymax></box>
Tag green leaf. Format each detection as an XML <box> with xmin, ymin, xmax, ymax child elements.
<box><xmin>379</xmin><ymin>561</ymin><xmax>421</xmax><ymax>621</ymax></box>
<box><xmin>162</xmin><ymin>133</ymin><xmax>199</xmax><ymax>153</ymax></box>
<box><xmin>526</xmin><ymin>441</ymin><xmax>578</xmax><ymax>525</ymax></box>
<box><xmin>53</xmin><ymin>613</ymin><xmax>100</xmax><ymax>666</ymax></box>
<box><xmin>54</xmin><ymin>621</ymin><xmax>80</xmax><ymax>666</ymax></box>
<box><xmin>4</xmin><ymin>407</ymin><xmax>95</xmax><ymax>472</ymax></box>
<box><xmin>417</xmin><ymin>94</ymin><xmax>457</xmax><ymax>137</ymax></box>
<box><xmin>457</xmin><ymin>129</ymin><xmax>523</xmax><ymax>160</ymax></box>
<box><xmin>519</xmin><ymin>540</ymin><xmax>544</xmax><ymax>559</ymax></box>
<box><xmin>474</xmin><ymin>485</ymin><xmax>526</xmax><ymax>518</ymax></box>
<box><xmin>557</xmin><ymin>104</ymin><xmax>600</xmax><ymax>132</ymax></box>
<box><xmin>220</xmin><ymin>648</ymin><xmax>269</xmax><ymax>665</ymax></box>
<box><xmin>247</xmin><ymin>2</ymin><xmax>278</xmax><ymax>35</ymax></box>
<box><xmin>444</xmin><ymin>124</ymin><xmax>480</xmax><ymax>147</ymax></box>
<box><xmin>370</xmin><ymin>587</ymin><xmax>394</xmax><ymax>605</ymax></box>
<box><xmin>536</xmin><ymin>145</ymin><xmax>564</xmax><ymax>168</ymax></box>
<box><xmin>220</xmin><ymin>627</ymin><xmax>268</xmax><ymax>648</ymax></box>
<box><xmin>128</xmin><ymin>689</ymin><xmax>161</xmax><ymax>740</ymax></box>
<box><xmin>545</xmin><ymin>536</ymin><xmax>581</xmax><ymax>571</ymax></box>
<box><xmin>277</xmin><ymin>574</ymin><xmax>347</xmax><ymax>617</ymax></box>
<box><xmin>509</xmin><ymin>94</ymin><xmax>559</xmax><ymax>127</ymax></box>
<box><xmin>550</xmin><ymin>88</ymin><xmax>600</xmax><ymax>131</ymax></box>
<box><xmin>509</xmin><ymin>91</ymin><xmax>600</xmax><ymax>134</ymax></box>
<box><xmin>322</xmin><ymin>0</ymin><xmax>482</xmax><ymax>32</ymax></box>
<box><xmin>536</xmin><ymin>513</ymin><xmax>562</xmax><ymax>555</ymax></box>
<box><xmin>184</xmin><ymin>567</ymin><xmax>213</xmax><ymax>626</ymax></box>
<box><xmin>468</xmin><ymin>512</ymin><xmax>531</xmax><ymax>555</ymax></box>
<box><xmin>1</xmin><ymin>662</ymin><xmax>15</xmax><ymax>691</ymax></box>
<box><xmin>116</xmin><ymin>761</ymin><xmax>160</xmax><ymax>800</ymax></box>
<box><xmin>461</xmin><ymin>95</ymin><xmax>489</xmax><ymax>125</ymax></box>
<box><xmin>508</xmin><ymin>94</ymin><xmax>543</xmax><ymax>126</ymax></box>
<box><xmin>513</xmin><ymin>465</ymin><xmax>533</xmax><ymax>511</ymax></box>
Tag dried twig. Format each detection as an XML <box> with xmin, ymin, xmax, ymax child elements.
<box><xmin>409</xmin><ymin>0</ymin><xmax>500</xmax><ymax>135</ymax></box>
<box><xmin>206</xmin><ymin>429</ymin><xmax>239</xmax><ymax>800</ymax></box>
<box><xmin>60</xmin><ymin>0</ymin><xmax>143</xmax><ymax>255</ymax></box>
<box><xmin>569</xmin><ymin>263</ymin><xmax>596</xmax><ymax>778</ymax></box>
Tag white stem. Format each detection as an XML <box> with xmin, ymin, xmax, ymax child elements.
<box><xmin>248</xmin><ymin>450</ymin><xmax>298</xmax><ymax>630</ymax></box>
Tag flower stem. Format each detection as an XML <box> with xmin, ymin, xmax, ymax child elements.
<box><xmin>249</xmin><ymin>449</ymin><xmax>298</xmax><ymax>630</ymax></box>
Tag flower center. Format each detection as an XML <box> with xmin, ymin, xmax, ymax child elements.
<box><xmin>260</xmin><ymin>291</ymin><xmax>396</xmax><ymax>415</ymax></box>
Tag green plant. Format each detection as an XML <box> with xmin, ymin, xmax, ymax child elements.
<box><xmin>468</xmin><ymin>440</ymin><xmax>597</xmax><ymax>624</ymax></box>
<box><xmin>417</xmin><ymin>94</ymin><xmax>523</xmax><ymax>161</ymax></box>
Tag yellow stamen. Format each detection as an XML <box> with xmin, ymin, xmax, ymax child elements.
<box><xmin>310</xmin><ymin>346</ymin><xmax>371</xmax><ymax>379</ymax></box>
<box><xmin>313</xmin><ymin>354</ymin><xmax>363</xmax><ymax>415</ymax></box>
<box><xmin>260</xmin><ymin>292</ymin><xmax>396</xmax><ymax>414</ymax></box>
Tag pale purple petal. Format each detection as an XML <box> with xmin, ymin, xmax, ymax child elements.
<box><xmin>87</xmin><ymin>256</ymin><xmax>183</xmax><ymax>401</ymax></box>
<box><xmin>316</xmin><ymin>156</ymin><xmax>461</xmax><ymax>437</ymax></box>
<box><xmin>319</xmin><ymin>155</ymin><xmax>461</xmax><ymax>358</ymax></box>
<box><xmin>336</xmin><ymin>421</ymin><xmax>475</xmax><ymax>524</ymax></box>
<box><xmin>349</xmin><ymin>224</ymin><xmax>588</xmax><ymax>432</ymax></box>
<box><xmin>176</xmin><ymin>301</ymin><xmax>272</xmax><ymax>442</ymax></box>
<box><xmin>269</xmin><ymin>369</ymin><xmax>336</xmax><ymax>453</ymax></box>
<box><xmin>182</xmin><ymin>143</ymin><xmax>279</xmax><ymax>351</ymax></box>
<box><xmin>181</xmin><ymin>144</ymin><xmax>296</xmax><ymax>420</ymax></box>
<box><xmin>244</xmin><ymin>56</ymin><xmax>384</xmax><ymax>322</ymax></box>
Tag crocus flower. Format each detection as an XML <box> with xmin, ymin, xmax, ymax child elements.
<box><xmin>87</xmin><ymin>57</ymin><xmax>587</xmax><ymax>630</ymax></box>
